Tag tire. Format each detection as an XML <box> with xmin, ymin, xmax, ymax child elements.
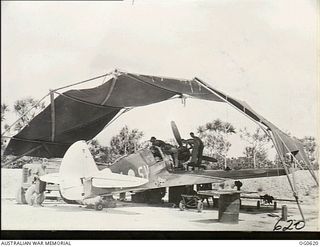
<box><xmin>197</xmin><ymin>201</ymin><xmax>204</xmax><ymax>213</ymax></box>
<box><xmin>25</xmin><ymin>184</ymin><xmax>45</xmax><ymax>206</ymax></box>
<box><xmin>94</xmin><ymin>203</ymin><xmax>104</xmax><ymax>211</ymax></box>
<box><xmin>179</xmin><ymin>200</ymin><xmax>185</xmax><ymax>211</ymax></box>
<box><xmin>16</xmin><ymin>187</ymin><xmax>27</xmax><ymax>204</ymax></box>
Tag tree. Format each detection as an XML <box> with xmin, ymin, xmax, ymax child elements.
<box><xmin>13</xmin><ymin>97</ymin><xmax>45</xmax><ymax>132</ymax></box>
<box><xmin>1</xmin><ymin>103</ymin><xmax>9</xmax><ymax>122</ymax></box>
<box><xmin>240</xmin><ymin>127</ymin><xmax>271</xmax><ymax>168</ymax></box>
<box><xmin>299</xmin><ymin>136</ymin><xmax>318</xmax><ymax>169</ymax></box>
<box><xmin>1</xmin><ymin>103</ymin><xmax>10</xmax><ymax>163</ymax></box>
<box><xmin>1</xmin><ymin>98</ymin><xmax>45</xmax><ymax>168</ymax></box>
<box><xmin>197</xmin><ymin>119</ymin><xmax>236</xmax><ymax>169</ymax></box>
<box><xmin>109</xmin><ymin>125</ymin><xmax>144</xmax><ymax>161</ymax></box>
<box><xmin>88</xmin><ymin>139</ymin><xmax>112</xmax><ymax>164</ymax></box>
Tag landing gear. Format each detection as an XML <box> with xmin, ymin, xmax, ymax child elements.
<box><xmin>94</xmin><ymin>202</ymin><xmax>104</xmax><ymax>211</ymax></box>
<box><xmin>83</xmin><ymin>196</ymin><xmax>117</xmax><ymax>211</ymax></box>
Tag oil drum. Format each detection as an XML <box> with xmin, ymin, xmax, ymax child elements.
<box><xmin>218</xmin><ymin>192</ymin><xmax>240</xmax><ymax>224</ymax></box>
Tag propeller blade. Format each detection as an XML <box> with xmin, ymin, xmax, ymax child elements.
<box><xmin>171</xmin><ymin>121</ymin><xmax>183</xmax><ymax>147</ymax></box>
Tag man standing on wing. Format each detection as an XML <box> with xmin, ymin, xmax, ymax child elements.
<box><xmin>150</xmin><ymin>137</ymin><xmax>179</xmax><ymax>169</ymax></box>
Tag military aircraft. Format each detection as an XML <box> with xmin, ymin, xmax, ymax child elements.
<box><xmin>39</xmin><ymin>121</ymin><xmax>286</xmax><ymax>207</ymax></box>
<box><xmin>40</xmin><ymin>140</ymin><xmax>149</xmax><ymax>210</ymax></box>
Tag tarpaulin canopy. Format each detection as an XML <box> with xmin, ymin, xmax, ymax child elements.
<box><xmin>3</xmin><ymin>70</ymin><xmax>309</xmax><ymax>166</ymax></box>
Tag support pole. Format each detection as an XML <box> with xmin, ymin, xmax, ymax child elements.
<box><xmin>53</xmin><ymin>72</ymin><xmax>113</xmax><ymax>92</ymax></box>
<box><xmin>194</xmin><ymin>77</ymin><xmax>306</xmax><ymax>222</ymax></box>
<box><xmin>50</xmin><ymin>90</ymin><xmax>56</xmax><ymax>142</ymax></box>
<box><xmin>270</xmin><ymin>130</ymin><xmax>305</xmax><ymax>222</ymax></box>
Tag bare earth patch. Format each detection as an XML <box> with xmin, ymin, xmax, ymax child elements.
<box><xmin>1</xmin><ymin>168</ymin><xmax>319</xmax><ymax>231</ymax></box>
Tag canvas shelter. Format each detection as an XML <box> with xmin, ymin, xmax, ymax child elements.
<box><xmin>3</xmin><ymin>70</ymin><xmax>311</xmax><ymax>168</ymax></box>
<box><xmin>3</xmin><ymin>69</ymin><xmax>318</xmax><ymax>221</ymax></box>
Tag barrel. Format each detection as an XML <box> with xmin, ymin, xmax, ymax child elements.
<box><xmin>218</xmin><ymin>192</ymin><xmax>240</xmax><ymax>224</ymax></box>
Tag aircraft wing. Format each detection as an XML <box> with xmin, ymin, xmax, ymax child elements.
<box><xmin>137</xmin><ymin>166</ymin><xmax>286</xmax><ymax>191</ymax></box>
<box><xmin>148</xmin><ymin>172</ymin><xmax>227</xmax><ymax>188</ymax></box>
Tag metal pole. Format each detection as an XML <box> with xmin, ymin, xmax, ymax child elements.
<box><xmin>270</xmin><ymin>130</ymin><xmax>305</xmax><ymax>222</ymax></box>
<box><xmin>50</xmin><ymin>90</ymin><xmax>56</xmax><ymax>142</ymax></box>
<box><xmin>195</xmin><ymin>77</ymin><xmax>306</xmax><ymax>221</ymax></box>
<box><xmin>53</xmin><ymin>72</ymin><xmax>113</xmax><ymax>92</ymax></box>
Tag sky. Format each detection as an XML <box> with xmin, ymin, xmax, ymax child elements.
<box><xmin>1</xmin><ymin>0</ymin><xmax>318</xmax><ymax>158</ymax></box>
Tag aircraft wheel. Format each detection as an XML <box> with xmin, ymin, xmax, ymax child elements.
<box><xmin>94</xmin><ymin>202</ymin><xmax>104</xmax><ymax>211</ymax></box>
<box><xmin>179</xmin><ymin>200</ymin><xmax>185</xmax><ymax>211</ymax></box>
<box><xmin>197</xmin><ymin>201</ymin><xmax>204</xmax><ymax>213</ymax></box>
<box><xmin>25</xmin><ymin>185</ymin><xmax>45</xmax><ymax>206</ymax></box>
<box><xmin>16</xmin><ymin>187</ymin><xmax>27</xmax><ymax>204</ymax></box>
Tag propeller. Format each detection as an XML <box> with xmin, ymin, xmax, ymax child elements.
<box><xmin>170</xmin><ymin>121</ymin><xmax>217</xmax><ymax>163</ymax></box>
<box><xmin>170</xmin><ymin>121</ymin><xmax>183</xmax><ymax>147</ymax></box>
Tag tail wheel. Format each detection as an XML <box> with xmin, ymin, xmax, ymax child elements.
<box><xmin>94</xmin><ymin>203</ymin><xmax>104</xmax><ymax>211</ymax></box>
<box><xmin>197</xmin><ymin>201</ymin><xmax>204</xmax><ymax>213</ymax></box>
<box><xmin>179</xmin><ymin>200</ymin><xmax>185</xmax><ymax>211</ymax></box>
<box><xmin>16</xmin><ymin>187</ymin><xmax>27</xmax><ymax>204</ymax></box>
<box><xmin>25</xmin><ymin>184</ymin><xmax>45</xmax><ymax>206</ymax></box>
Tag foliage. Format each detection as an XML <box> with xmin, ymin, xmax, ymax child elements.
<box><xmin>109</xmin><ymin>125</ymin><xmax>144</xmax><ymax>161</ymax></box>
<box><xmin>240</xmin><ymin>127</ymin><xmax>271</xmax><ymax>168</ymax></box>
<box><xmin>299</xmin><ymin>136</ymin><xmax>317</xmax><ymax>163</ymax></box>
<box><xmin>197</xmin><ymin>119</ymin><xmax>236</xmax><ymax>168</ymax></box>
<box><xmin>298</xmin><ymin>136</ymin><xmax>318</xmax><ymax>170</ymax></box>
<box><xmin>1</xmin><ymin>98</ymin><xmax>45</xmax><ymax>167</ymax></box>
<box><xmin>1</xmin><ymin>103</ymin><xmax>10</xmax><ymax>164</ymax></box>
<box><xmin>88</xmin><ymin>139</ymin><xmax>112</xmax><ymax>164</ymax></box>
<box><xmin>1</xmin><ymin>103</ymin><xmax>9</xmax><ymax>122</ymax></box>
<box><xmin>13</xmin><ymin>97</ymin><xmax>45</xmax><ymax>132</ymax></box>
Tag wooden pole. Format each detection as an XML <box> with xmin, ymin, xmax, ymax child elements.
<box><xmin>50</xmin><ymin>90</ymin><xmax>56</xmax><ymax>142</ymax></box>
<box><xmin>281</xmin><ymin>205</ymin><xmax>288</xmax><ymax>221</ymax></box>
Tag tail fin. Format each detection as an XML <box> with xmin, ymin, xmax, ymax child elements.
<box><xmin>59</xmin><ymin>140</ymin><xmax>98</xmax><ymax>200</ymax></box>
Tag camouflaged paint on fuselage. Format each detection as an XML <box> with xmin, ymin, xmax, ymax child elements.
<box><xmin>89</xmin><ymin>148</ymin><xmax>286</xmax><ymax>197</ymax></box>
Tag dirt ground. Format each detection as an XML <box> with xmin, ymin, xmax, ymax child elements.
<box><xmin>1</xmin><ymin>168</ymin><xmax>319</xmax><ymax>231</ymax></box>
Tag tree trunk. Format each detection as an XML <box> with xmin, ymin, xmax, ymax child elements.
<box><xmin>253</xmin><ymin>151</ymin><xmax>256</xmax><ymax>169</ymax></box>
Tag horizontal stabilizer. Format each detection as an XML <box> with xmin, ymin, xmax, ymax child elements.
<box><xmin>92</xmin><ymin>169</ymin><xmax>148</xmax><ymax>188</ymax></box>
<box><xmin>40</xmin><ymin>173</ymin><xmax>61</xmax><ymax>184</ymax></box>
